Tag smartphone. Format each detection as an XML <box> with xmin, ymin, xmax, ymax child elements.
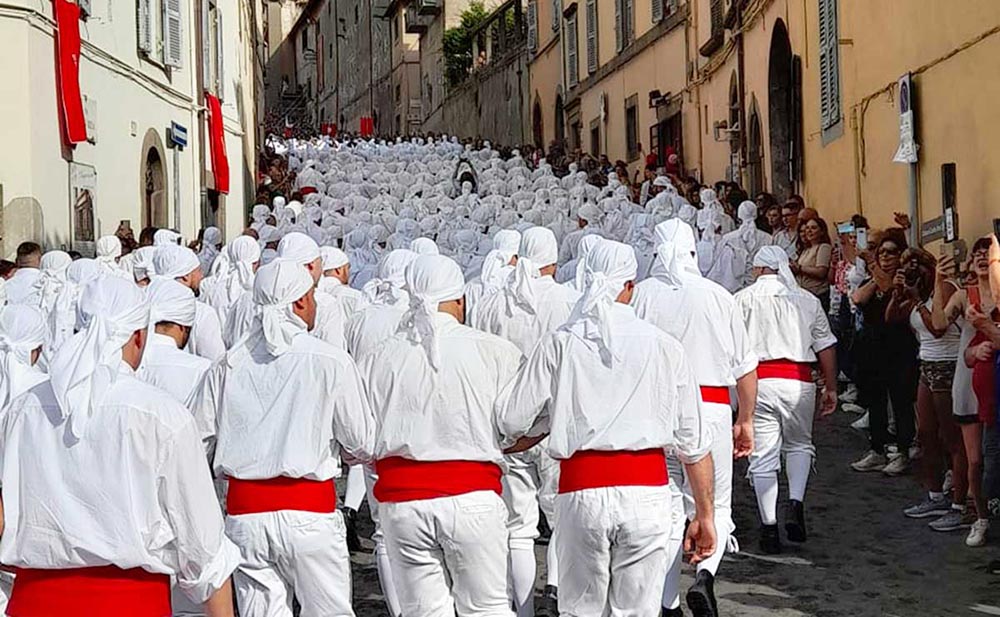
<box><xmin>993</xmin><ymin>218</ymin><xmax>1000</xmax><ymax>242</ymax></box>
<box><xmin>856</xmin><ymin>227</ymin><xmax>868</xmax><ymax>250</ymax></box>
<box><xmin>836</xmin><ymin>221</ymin><xmax>855</xmax><ymax>235</ymax></box>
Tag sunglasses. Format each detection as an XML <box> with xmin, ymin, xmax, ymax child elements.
<box><xmin>878</xmin><ymin>247</ymin><xmax>901</xmax><ymax>257</ymax></box>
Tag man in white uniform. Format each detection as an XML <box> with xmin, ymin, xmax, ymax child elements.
<box><xmin>193</xmin><ymin>259</ymin><xmax>376</xmax><ymax>617</ymax></box>
<box><xmin>278</xmin><ymin>232</ymin><xmax>351</xmax><ymax>350</ymax></box>
<box><xmin>153</xmin><ymin>244</ymin><xmax>227</xmax><ymax>361</ymax></box>
<box><xmin>0</xmin><ymin>277</ymin><xmax>239</xmax><ymax>616</ymax></box>
<box><xmin>735</xmin><ymin>247</ymin><xmax>838</xmax><ymax>554</ymax></box>
<box><xmin>632</xmin><ymin>220</ymin><xmax>758</xmax><ymax>617</ymax></box>
<box><xmin>474</xmin><ymin>226</ymin><xmax>579</xmax><ymax>617</ymax></box>
<box><xmin>5</xmin><ymin>242</ymin><xmax>42</xmax><ymax>306</ymax></box>
<box><xmin>138</xmin><ymin>277</ymin><xmax>211</xmax><ymax>408</ymax></box>
<box><xmin>497</xmin><ymin>240</ymin><xmax>717</xmax><ymax>617</ymax></box>
<box><xmin>358</xmin><ymin>254</ymin><xmax>521</xmax><ymax>617</ymax></box>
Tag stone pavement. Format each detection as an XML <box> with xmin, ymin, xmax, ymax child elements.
<box><xmin>347</xmin><ymin>409</ymin><xmax>1000</xmax><ymax>617</ymax></box>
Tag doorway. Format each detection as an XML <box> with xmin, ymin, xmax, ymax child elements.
<box><xmin>768</xmin><ymin>19</ymin><xmax>793</xmax><ymax>199</ymax></box>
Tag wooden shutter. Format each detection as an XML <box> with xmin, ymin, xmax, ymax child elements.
<box><xmin>164</xmin><ymin>0</ymin><xmax>183</xmax><ymax>67</ymax></box>
<box><xmin>215</xmin><ymin>9</ymin><xmax>224</xmax><ymax>99</ymax></box>
<box><xmin>710</xmin><ymin>0</ymin><xmax>723</xmax><ymax>34</ymax></box>
<box><xmin>567</xmin><ymin>13</ymin><xmax>578</xmax><ymax>86</ymax></box>
<box><xmin>552</xmin><ymin>0</ymin><xmax>561</xmax><ymax>31</ymax></box>
<box><xmin>202</xmin><ymin>1</ymin><xmax>212</xmax><ymax>82</ymax></box>
<box><xmin>615</xmin><ymin>0</ymin><xmax>623</xmax><ymax>52</ymax></box>
<box><xmin>527</xmin><ymin>0</ymin><xmax>538</xmax><ymax>52</ymax></box>
<box><xmin>652</xmin><ymin>0</ymin><xmax>662</xmax><ymax>24</ymax></box>
<box><xmin>818</xmin><ymin>0</ymin><xmax>841</xmax><ymax>129</ymax></box>
<box><xmin>586</xmin><ymin>0</ymin><xmax>597</xmax><ymax>73</ymax></box>
<box><xmin>137</xmin><ymin>0</ymin><xmax>153</xmax><ymax>54</ymax></box>
<box><xmin>624</xmin><ymin>0</ymin><xmax>633</xmax><ymax>44</ymax></box>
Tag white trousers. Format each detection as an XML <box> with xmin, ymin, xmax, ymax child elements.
<box><xmin>225</xmin><ymin>510</ymin><xmax>353</xmax><ymax>617</ymax></box>
<box><xmin>556</xmin><ymin>485</ymin><xmax>672</xmax><ymax>617</ymax></box>
<box><xmin>661</xmin><ymin>478</ymin><xmax>687</xmax><ymax>610</ymax></box>
<box><xmin>502</xmin><ymin>444</ymin><xmax>559</xmax><ymax>542</ymax></box>
<box><xmin>749</xmin><ymin>379</ymin><xmax>818</xmax><ymax>475</ymax></box>
<box><xmin>681</xmin><ymin>401</ymin><xmax>734</xmax><ymax>576</ymax></box>
<box><xmin>381</xmin><ymin>490</ymin><xmax>513</xmax><ymax>617</ymax></box>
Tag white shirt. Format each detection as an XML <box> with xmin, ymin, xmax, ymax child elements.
<box><xmin>0</xmin><ymin>367</ymin><xmax>240</xmax><ymax>603</ymax></box>
<box><xmin>312</xmin><ymin>292</ymin><xmax>351</xmax><ymax>350</ymax></box>
<box><xmin>318</xmin><ymin>276</ymin><xmax>367</xmax><ymax>315</ymax></box>
<box><xmin>475</xmin><ymin>276</ymin><xmax>581</xmax><ymax>357</ymax></box>
<box><xmin>5</xmin><ymin>268</ymin><xmax>40</xmax><ymax>306</ymax></box>
<box><xmin>734</xmin><ymin>275</ymin><xmax>837</xmax><ymax>363</ymax></box>
<box><xmin>358</xmin><ymin>313</ymin><xmax>522</xmax><ymax>464</ymax></box>
<box><xmin>187</xmin><ymin>302</ymin><xmax>226</xmax><ymax>362</ymax></box>
<box><xmin>497</xmin><ymin>303</ymin><xmax>712</xmax><ymax>464</ymax></box>
<box><xmin>910</xmin><ymin>299</ymin><xmax>961</xmax><ymax>362</ymax></box>
<box><xmin>345</xmin><ymin>302</ymin><xmax>408</xmax><ymax>361</ymax></box>
<box><xmin>632</xmin><ymin>275</ymin><xmax>757</xmax><ymax>386</ymax></box>
<box><xmin>193</xmin><ymin>331</ymin><xmax>376</xmax><ymax>481</ymax></box>
<box><xmin>223</xmin><ymin>291</ymin><xmax>256</xmax><ymax>348</ymax></box>
<box><xmin>137</xmin><ymin>332</ymin><xmax>212</xmax><ymax>407</ymax></box>
<box><xmin>772</xmin><ymin>229</ymin><xmax>798</xmax><ymax>260</ymax></box>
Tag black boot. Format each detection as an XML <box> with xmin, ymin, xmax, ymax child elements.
<box><xmin>661</xmin><ymin>606</ymin><xmax>685</xmax><ymax>617</ymax></box>
<box><xmin>536</xmin><ymin>585</ymin><xmax>558</xmax><ymax>617</ymax></box>
<box><xmin>342</xmin><ymin>506</ymin><xmax>362</xmax><ymax>553</ymax></box>
<box><xmin>785</xmin><ymin>499</ymin><xmax>807</xmax><ymax>543</ymax></box>
<box><xmin>685</xmin><ymin>570</ymin><xmax>718</xmax><ymax>617</ymax></box>
<box><xmin>760</xmin><ymin>523</ymin><xmax>782</xmax><ymax>555</ymax></box>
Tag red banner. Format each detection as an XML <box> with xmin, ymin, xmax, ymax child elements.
<box><xmin>205</xmin><ymin>93</ymin><xmax>229</xmax><ymax>194</ymax></box>
<box><xmin>360</xmin><ymin>117</ymin><xmax>374</xmax><ymax>137</ymax></box>
<box><xmin>54</xmin><ymin>0</ymin><xmax>87</xmax><ymax>145</ymax></box>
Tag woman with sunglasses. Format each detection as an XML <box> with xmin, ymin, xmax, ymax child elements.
<box><xmin>931</xmin><ymin>236</ymin><xmax>998</xmax><ymax>547</ymax></box>
<box><xmin>850</xmin><ymin>228</ymin><xmax>919</xmax><ymax>476</ymax></box>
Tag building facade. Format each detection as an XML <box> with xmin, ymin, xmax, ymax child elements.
<box><xmin>0</xmin><ymin>0</ymin><xmax>258</xmax><ymax>257</ymax></box>
<box><xmin>385</xmin><ymin>1</ymin><xmax>423</xmax><ymax>135</ymax></box>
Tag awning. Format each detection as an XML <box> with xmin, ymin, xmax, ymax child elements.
<box><xmin>205</xmin><ymin>92</ymin><xmax>229</xmax><ymax>194</ymax></box>
<box><xmin>54</xmin><ymin>0</ymin><xmax>87</xmax><ymax>145</ymax></box>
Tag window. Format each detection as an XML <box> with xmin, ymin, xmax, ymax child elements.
<box><xmin>625</xmin><ymin>95</ymin><xmax>639</xmax><ymax>161</ymax></box>
<box><xmin>203</xmin><ymin>0</ymin><xmax>224</xmax><ymax>98</ymax></box>
<box><xmin>653</xmin><ymin>0</ymin><xmax>679</xmax><ymax>22</ymax></box>
<box><xmin>710</xmin><ymin>0</ymin><xmax>723</xmax><ymax>35</ymax></box>
<box><xmin>615</xmin><ymin>0</ymin><xmax>633</xmax><ymax>52</ymax></box>
<box><xmin>329</xmin><ymin>42</ymin><xmax>333</xmax><ymax>59</ymax></box>
<box><xmin>818</xmin><ymin>0</ymin><xmax>842</xmax><ymax>131</ymax></box>
<box><xmin>301</xmin><ymin>29</ymin><xmax>308</xmax><ymax>51</ymax></box>
<box><xmin>590</xmin><ymin>119</ymin><xmax>601</xmax><ymax>156</ymax></box>
<box><xmin>585</xmin><ymin>0</ymin><xmax>598</xmax><ymax>73</ymax></box>
<box><xmin>395</xmin><ymin>83</ymin><xmax>401</xmax><ymax>103</ymax></box>
<box><xmin>137</xmin><ymin>0</ymin><xmax>182</xmax><ymax>68</ymax></box>
<box><xmin>552</xmin><ymin>0</ymin><xmax>561</xmax><ymax>31</ymax></box>
<box><xmin>566</xmin><ymin>12</ymin><xmax>578</xmax><ymax>87</ymax></box>
<box><xmin>527</xmin><ymin>0</ymin><xmax>538</xmax><ymax>52</ymax></box>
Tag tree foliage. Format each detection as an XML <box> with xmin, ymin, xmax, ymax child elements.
<box><xmin>444</xmin><ymin>1</ymin><xmax>490</xmax><ymax>87</ymax></box>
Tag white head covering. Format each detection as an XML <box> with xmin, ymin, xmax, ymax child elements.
<box><xmin>398</xmin><ymin>255</ymin><xmax>465</xmax><ymax>370</ymax></box>
<box><xmin>35</xmin><ymin>250</ymin><xmax>73</xmax><ymax>315</ymax></box>
<box><xmin>131</xmin><ymin>246</ymin><xmax>158</xmax><ymax>282</ymax></box>
<box><xmin>320</xmin><ymin>246</ymin><xmax>350</xmax><ymax>271</ymax></box>
<box><xmin>249</xmin><ymin>259</ymin><xmax>315</xmax><ymax>357</ymax></box>
<box><xmin>153</xmin><ymin>244</ymin><xmax>201</xmax><ymax>279</ymax></box>
<box><xmin>0</xmin><ymin>305</ymin><xmax>47</xmax><ymax>408</ymax></box>
<box><xmin>573</xmin><ymin>234</ymin><xmax>604</xmax><ymax>290</ymax></box>
<box><xmin>363</xmin><ymin>249</ymin><xmax>418</xmax><ymax>304</ymax></box>
<box><xmin>146</xmin><ymin>277</ymin><xmax>197</xmax><ymax>327</ymax></box>
<box><xmin>199</xmin><ymin>226</ymin><xmax>223</xmax><ymax>274</ymax></box>
<box><xmin>492</xmin><ymin>229</ymin><xmax>521</xmax><ymax>259</ymax></box>
<box><xmin>277</xmin><ymin>232</ymin><xmax>321</xmax><ymax>266</ymax></box>
<box><xmin>49</xmin><ymin>277</ymin><xmax>150</xmax><ymax>440</ymax></box>
<box><xmin>410</xmin><ymin>237</ymin><xmax>440</xmax><ymax>255</ymax></box>
<box><xmin>153</xmin><ymin>229</ymin><xmax>183</xmax><ymax>246</ymax></box>
<box><xmin>562</xmin><ymin>240</ymin><xmax>637</xmax><ymax>367</ymax></box>
<box><xmin>506</xmin><ymin>227</ymin><xmax>559</xmax><ymax>315</ymax></box>
<box><xmin>753</xmin><ymin>245</ymin><xmax>798</xmax><ymax>290</ymax></box>
<box><xmin>650</xmin><ymin>219</ymin><xmax>701</xmax><ymax>286</ymax></box>
<box><xmin>95</xmin><ymin>236</ymin><xmax>122</xmax><ymax>271</ymax></box>
<box><xmin>737</xmin><ymin>200</ymin><xmax>759</xmax><ymax>244</ymax></box>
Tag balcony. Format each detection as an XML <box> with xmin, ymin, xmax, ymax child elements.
<box><xmin>417</xmin><ymin>0</ymin><xmax>441</xmax><ymax>16</ymax></box>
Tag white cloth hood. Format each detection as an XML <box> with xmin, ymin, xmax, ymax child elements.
<box><xmin>0</xmin><ymin>304</ymin><xmax>47</xmax><ymax>408</ymax></box>
<box><xmin>398</xmin><ymin>255</ymin><xmax>465</xmax><ymax>370</ymax></box>
<box><xmin>146</xmin><ymin>277</ymin><xmax>197</xmax><ymax>327</ymax></box>
<box><xmin>153</xmin><ymin>244</ymin><xmax>201</xmax><ymax>279</ymax></box>
<box><xmin>752</xmin><ymin>245</ymin><xmax>799</xmax><ymax>291</ymax></box>
<box><xmin>247</xmin><ymin>258</ymin><xmax>314</xmax><ymax>357</ymax></box>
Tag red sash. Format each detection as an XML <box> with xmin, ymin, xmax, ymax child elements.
<box><xmin>226</xmin><ymin>477</ymin><xmax>337</xmax><ymax>516</ymax></box>
<box><xmin>559</xmin><ymin>449</ymin><xmax>668</xmax><ymax>494</ymax></box>
<box><xmin>699</xmin><ymin>385</ymin><xmax>731</xmax><ymax>405</ymax></box>
<box><xmin>9</xmin><ymin>566</ymin><xmax>171</xmax><ymax>617</ymax></box>
<box><xmin>374</xmin><ymin>457</ymin><xmax>503</xmax><ymax>503</ymax></box>
<box><xmin>757</xmin><ymin>359</ymin><xmax>814</xmax><ymax>382</ymax></box>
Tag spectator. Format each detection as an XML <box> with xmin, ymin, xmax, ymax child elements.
<box><xmin>773</xmin><ymin>201</ymin><xmax>802</xmax><ymax>259</ymax></box>
<box><xmin>792</xmin><ymin>217</ymin><xmax>833</xmax><ymax>312</ymax></box>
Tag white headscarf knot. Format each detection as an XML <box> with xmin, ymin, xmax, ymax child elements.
<box><xmin>0</xmin><ymin>305</ymin><xmax>47</xmax><ymax>408</ymax></box>
<box><xmin>248</xmin><ymin>259</ymin><xmax>315</xmax><ymax>357</ymax></box>
<box><xmin>398</xmin><ymin>255</ymin><xmax>465</xmax><ymax>370</ymax></box>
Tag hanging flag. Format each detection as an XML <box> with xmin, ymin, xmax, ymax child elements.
<box><xmin>205</xmin><ymin>92</ymin><xmax>230</xmax><ymax>194</ymax></box>
<box><xmin>54</xmin><ymin>0</ymin><xmax>87</xmax><ymax>145</ymax></box>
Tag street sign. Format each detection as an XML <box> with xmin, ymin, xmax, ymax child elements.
<box><xmin>893</xmin><ymin>74</ymin><xmax>918</xmax><ymax>163</ymax></box>
<box><xmin>169</xmin><ymin>122</ymin><xmax>188</xmax><ymax>149</ymax></box>
<box><xmin>920</xmin><ymin>216</ymin><xmax>944</xmax><ymax>244</ymax></box>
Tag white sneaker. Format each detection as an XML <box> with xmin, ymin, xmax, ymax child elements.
<box><xmin>967</xmin><ymin>519</ymin><xmax>990</xmax><ymax>547</ymax></box>
<box><xmin>839</xmin><ymin>384</ymin><xmax>859</xmax><ymax>403</ymax></box>
<box><xmin>851</xmin><ymin>412</ymin><xmax>870</xmax><ymax>431</ymax></box>
<box><xmin>883</xmin><ymin>454</ymin><xmax>909</xmax><ymax>476</ymax></box>
<box><xmin>851</xmin><ymin>450</ymin><xmax>887</xmax><ymax>472</ymax></box>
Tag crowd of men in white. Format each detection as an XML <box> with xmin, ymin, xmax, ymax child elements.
<box><xmin>0</xmin><ymin>136</ymin><xmax>838</xmax><ymax>617</ymax></box>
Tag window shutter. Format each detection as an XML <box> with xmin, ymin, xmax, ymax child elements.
<box><xmin>615</xmin><ymin>0</ymin><xmax>623</xmax><ymax>52</ymax></box>
<box><xmin>818</xmin><ymin>0</ymin><xmax>841</xmax><ymax>129</ymax></box>
<box><xmin>567</xmin><ymin>13</ymin><xmax>578</xmax><ymax>86</ymax></box>
<box><xmin>164</xmin><ymin>0</ymin><xmax>183</xmax><ymax>67</ymax></box>
<box><xmin>666</xmin><ymin>0</ymin><xmax>678</xmax><ymax>16</ymax></box>
<box><xmin>203</xmin><ymin>1</ymin><xmax>212</xmax><ymax>82</ymax></box>
<box><xmin>710</xmin><ymin>0</ymin><xmax>723</xmax><ymax>34</ymax></box>
<box><xmin>215</xmin><ymin>9</ymin><xmax>224</xmax><ymax>99</ymax></box>
<box><xmin>625</xmin><ymin>0</ymin><xmax>633</xmax><ymax>43</ymax></box>
<box><xmin>527</xmin><ymin>0</ymin><xmax>538</xmax><ymax>52</ymax></box>
<box><xmin>79</xmin><ymin>0</ymin><xmax>91</xmax><ymax>17</ymax></box>
<box><xmin>652</xmin><ymin>0</ymin><xmax>663</xmax><ymax>24</ymax></box>
<box><xmin>552</xmin><ymin>0</ymin><xmax>560</xmax><ymax>32</ymax></box>
<box><xmin>137</xmin><ymin>0</ymin><xmax>153</xmax><ymax>53</ymax></box>
<box><xmin>586</xmin><ymin>0</ymin><xmax>597</xmax><ymax>73</ymax></box>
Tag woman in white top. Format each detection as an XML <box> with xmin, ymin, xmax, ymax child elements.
<box><xmin>887</xmin><ymin>248</ymin><xmax>965</xmax><ymax>527</ymax></box>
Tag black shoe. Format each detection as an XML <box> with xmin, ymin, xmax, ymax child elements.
<box><xmin>342</xmin><ymin>507</ymin><xmax>362</xmax><ymax>553</ymax></box>
<box><xmin>685</xmin><ymin>570</ymin><xmax>718</xmax><ymax>617</ymax></box>
<box><xmin>536</xmin><ymin>585</ymin><xmax>558</xmax><ymax>617</ymax></box>
<box><xmin>785</xmin><ymin>499</ymin><xmax>807</xmax><ymax>543</ymax></box>
<box><xmin>662</xmin><ymin>606</ymin><xmax>685</xmax><ymax>617</ymax></box>
<box><xmin>760</xmin><ymin>523</ymin><xmax>782</xmax><ymax>555</ymax></box>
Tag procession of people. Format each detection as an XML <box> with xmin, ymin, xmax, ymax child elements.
<box><xmin>0</xmin><ymin>132</ymin><xmax>999</xmax><ymax>617</ymax></box>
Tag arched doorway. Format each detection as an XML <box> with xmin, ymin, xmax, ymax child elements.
<box><xmin>768</xmin><ymin>19</ymin><xmax>793</xmax><ymax>199</ymax></box>
<box><xmin>554</xmin><ymin>94</ymin><xmax>565</xmax><ymax>145</ymax></box>
<box><xmin>747</xmin><ymin>98</ymin><xmax>765</xmax><ymax>196</ymax></box>
<box><xmin>139</xmin><ymin>129</ymin><xmax>168</xmax><ymax>230</ymax></box>
<box><xmin>532</xmin><ymin>96</ymin><xmax>544</xmax><ymax>148</ymax></box>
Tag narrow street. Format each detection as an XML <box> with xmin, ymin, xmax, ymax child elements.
<box><xmin>347</xmin><ymin>408</ymin><xmax>1000</xmax><ymax>617</ymax></box>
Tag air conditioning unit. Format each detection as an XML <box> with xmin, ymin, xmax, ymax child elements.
<box><xmin>418</xmin><ymin>0</ymin><xmax>441</xmax><ymax>16</ymax></box>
